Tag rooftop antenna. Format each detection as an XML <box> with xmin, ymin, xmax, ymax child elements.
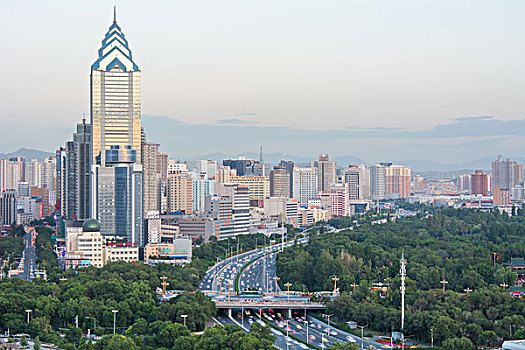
<box><xmin>113</xmin><ymin>6</ymin><xmax>117</xmax><ymax>23</ymax></box>
<box><xmin>82</xmin><ymin>113</ymin><xmax>86</xmax><ymax>124</ymax></box>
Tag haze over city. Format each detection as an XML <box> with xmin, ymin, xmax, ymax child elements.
<box><xmin>3</xmin><ymin>0</ymin><xmax>525</xmax><ymax>163</ymax></box>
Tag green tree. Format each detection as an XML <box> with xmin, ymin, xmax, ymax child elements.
<box><xmin>95</xmin><ymin>335</ymin><xmax>140</xmax><ymax>350</ymax></box>
<box><xmin>442</xmin><ymin>337</ymin><xmax>473</xmax><ymax>350</ymax></box>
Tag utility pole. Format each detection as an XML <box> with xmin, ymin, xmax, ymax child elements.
<box><xmin>281</xmin><ymin>220</ymin><xmax>285</xmax><ymax>252</ymax></box>
<box><xmin>440</xmin><ymin>279</ymin><xmax>448</xmax><ymax>292</ymax></box>
<box><xmin>431</xmin><ymin>328</ymin><xmax>434</xmax><ymax>348</ymax></box>
<box><xmin>274</xmin><ymin>277</ymin><xmax>280</xmax><ymax>296</ymax></box>
<box><xmin>112</xmin><ymin>310</ymin><xmax>118</xmax><ymax>334</ymax></box>
<box><xmin>332</xmin><ymin>276</ymin><xmax>340</xmax><ymax>296</ymax></box>
<box><xmin>400</xmin><ymin>252</ymin><xmax>406</xmax><ymax>340</ymax></box>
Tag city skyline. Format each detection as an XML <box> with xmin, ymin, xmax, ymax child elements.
<box><xmin>3</xmin><ymin>1</ymin><xmax>525</xmax><ymax>162</ymax></box>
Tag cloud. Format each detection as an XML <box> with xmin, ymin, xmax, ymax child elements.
<box><xmin>215</xmin><ymin>118</ymin><xmax>259</xmax><ymax>125</ymax></box>
<box><xmin>235</xmin><ymin>112</ymin><xmax>257</xmax><ymax>117</ymax></box>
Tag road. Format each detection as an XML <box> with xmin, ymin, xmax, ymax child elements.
<box><xmin>19</xmin><ymin>228</ymin><xmax>37</xmax><ymax>281</ymax></box>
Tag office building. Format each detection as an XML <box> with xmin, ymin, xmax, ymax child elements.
<box><xmin>343</xmin><ymin>164</ymin><xmax>370</xmax><ymax>200</ymax></box>
<box><xmin>229</xmin><ymin>175</ymin><xmax>270</xmax><ymax>205</ymax></box>
<box><xmin>93</xmin><ymin>146</ymin><xmax>143</xmax><ymax>244</ymax></box>
<box><xmin>292</xmin><ymin>167</ymin><xmax>319</xmax><ymax>205</ymax></box>
<box><xmin>471</xmin><ymin>170</ymin><xmax>490</xmax><ymax>196</ymax></box>
<box><xmin>321</xmin><ymin>183</ymin><xmax>349</xmax><ymax>217</ymax></box>
<box><xmin>278</xmin><ymin>160</ymin><xmax>294</xmax><ymax>197</ymax></box>
<box><xmin>91</xmin><ymin>11</ymin><xmax>141</xmax><ymax>166</ymax></box>
<box><xmin>222</xmin><ymin>158</ymin><xmax>263</xmax><ymax>176</ymax></box>
<box><xmin>493</xmin><ymin>187</ymin><xmax>511</xmax><ymax>206</ymax></box>
<box><xmin>167</xmin><ymin>173</ymin><xmax>193</xmax><ymax>214</ymax></box>
<box><xmin>370</xmin><ymin>164</ymin><xmax>386</xmax><ymax>200</ymax></box>
<box><xmin>157</xmin><ymin>153</ymin><xmax>168</xmax><ymax>182</ymax></box>
<box><xmin>270</xmin><ymin>165</ymin><xmax>290</xmax><ymax>197</ymax></box>
<box><xmin>217</xmin><ymin>166</ymin><xmax>237</xmax><ymax>183</ymax></box>
<box><xmin>167</xmin><ymin>160</ymin><xmax>188</xmax><ymax>175</ymax></box>
<box><xmin>315</xmin><ymin>154</ymin><xmax>337</xmax><ymax>192</ymax></box>
<box><xmin>142</xmin><ymin>142</ymin><xmax>160</xmax><ymax>215</ymax></box>
<box><xmin>144</xmin><ymin>211</ymin><xmax>161</xmax><ymax>244</ymax></box>
<box><xmin>30</xmin><ymin>187</ymin><xmax>50</xmax><ymax>217</ymax></box>
<box><xmin>205</xmin><ymin>183</ymin><xmax>250</xmax><ymax>239</ymax></box>
<box><xmin>63</xmin><ymin>119</ymin><xmax>92</xmax><ymax>220</ymax></box>
<box><xmin>144</xmin><ymin>237</ymin><xmax>192</xmax><ymax>265</ymax></box>
<box><xmin>492</xmin><ymin>156</ymin><xmax>523</xmax><ymax>192</ymax></box>
<box><xmin>17</xmin><ymin>182</ymin><xmax>29</xmax><ymax>197</ymax></box>
<box><xmin>196</xmin><ymin>160</ymin><xmax>218</xmax><ymax>180</ymax></box>
<box><xmin>192</xmin><ymin>174</ymin><xmax>214</xmax><ymax>213</ymax></box>
<box><xmin>0</xmin><ymin>189</ymin><xmax>17</xmax><ymax>226</ymax></box>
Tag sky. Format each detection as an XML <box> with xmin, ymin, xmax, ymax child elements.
<box><xmin>1</xmin><ymin>0</ymin><xmax>525</xmax><ymax>164</ymax></box>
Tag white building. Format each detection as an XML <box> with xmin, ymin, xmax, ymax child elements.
<box><xmin>293</xmin><ymin>167</ymin><xmax>319</xmax><ymax>205</ymax></box>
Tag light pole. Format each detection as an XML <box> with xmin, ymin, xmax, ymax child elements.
<box><xmin>464</xmin><ymin>288</ymin><xmax>472</xmax><ymax>295</ymax></box>
<box><xmin>218</xmin><ymin>277</ymin><xmax>223</xmax><ymax>295</ymax></box>
<box><xmin>274</xmin><ymin>277</ymin><xmax>280</xmax><ymax>296</ymax></box>
<box><xmin>112</xmin><ymin>310</ymin><xmax>118</xmax><ymax>334</ymax></box>
<box><xmin>285</xmin><ymin>282</ymin><xmax>292</xmax><ymax>302</ymax></box>
<box><xmin>286</xmin><ymin>320</ymin><xmax>290</xmax><ymax>350</ymax></box>
<box><xmin>305</xmin><ymin>320</ymin><xmax>309</xmax><ymax>344</ymax></box>
<box><xmin>332</xmin><ymin>276</ymin><xmax>340</xmax><ymax>296</ymax></box>
<box><xmin>181</xmin><ymin>314</ymin><xmax>188</xmax><ymax>327</ymax></box>
<box><xmin>350</xmin><ymin>283</ymin><xmax>358</xmax><ymax>294</ymax></box>
<box><xmin>25</xmin><ymin>309</ymin><xmax>32</xmax><ymax>323</ymax></box>
<box><xmin>322</xmin><ymin>314</ymin><xmax>332</xmax><ymax>335</ymax></box>
<box><xmin>500</xmin><ymin>282</ymin><xmax>508</xmax><ymax>289</ymax></box>
<box><xmin>227</xmin><ymin>281</ymin><xmax>232</xmax><ymax>303</ymax></box>
<box><xmin>430</xmin><ymin>327</ymin><xmax>434</xmax><ymax>348</ymax></box>
<box><xmin>358</xmin><ymin>325</ymin><xmax>365</xmax><ymax>350</ymax></box>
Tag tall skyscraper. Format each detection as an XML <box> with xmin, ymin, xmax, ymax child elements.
<box><xmin>492</xmin><ymin>156</ymin><xmax>523</xmax><ymax>191</ymax></box>
<box><xmin>27</xmin><ymin>159</ymin><xmax>42</xmax><ymax>188</ymax></box>
<box><xmin>167</xmin><ymin>173</ymin><xmax>193</xmax><ymax>214</ymax></box>
<box><xmin>142</xmin><ymin>142</ymin><xmax>160</xmax><ymax>215</ymax></box>
<box><xmin>316</xmin><ymin>154</ymin><xmax>337</xmax><ymax>192</ymax></box>
<box><xmin>205</xmin><ymin>183</ymin><xmax>250</xmax><ymax>239</ymax></box>
<box><xmin>93</xmin><ymin>146</ymin><xmax>143</xmax><ymax>244</ymax></box>
<box><xmin>0</xmin><ymin>189</ymin><xmax>17</xmax><ymax>226</ymax></box>
<box><xmin>91</xmin><ymin>10</ymin><xmax>141</xmax><ymax>166</ymax></box>
<box><xmin>64</xmin><ymin>119</ymin><xmax>92</xmax><ymax>220</ymax></box>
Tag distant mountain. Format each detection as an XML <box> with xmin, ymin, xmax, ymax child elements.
<box><xmin>0</xmin><ymin>148</ymin><xmax>53</xmax><ymax>161</ymax></box>
<box><xmin>188</xmin><ymin>152</ymin><xmax>317</xmax><ymax>165</ymax></box>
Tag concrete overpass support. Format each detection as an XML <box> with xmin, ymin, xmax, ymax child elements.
<box><xmin>287</xmin><ymin>309</ymin><xmax>292</xmax><ymax>319</ymax></box>
<box><xmin>228</xmin><ymin>308</ymin><xmax>232</xmax><ymax>318</ymax></box>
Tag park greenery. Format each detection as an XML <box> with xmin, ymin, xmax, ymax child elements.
<box><xmin>276</xmin><ymin>207</ymin><xmax>525</xmax><ymax>347</ymax></box>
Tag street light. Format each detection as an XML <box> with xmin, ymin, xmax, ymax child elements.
<box><xmin>112</xmin><ymin>310</ymin><xmax>118</xmax><ymax>334</ymax></box>
<box><xmin>227</xmin><ymin>280</ymin><xmax>232</xmax><ymax>303</ymax></box>
<box><xmin>160</xmin><ymin>276</ymin><xmax>168</xmax><ymax>295</ymax></box>
<box><xmin>358</xmin><ymin>325</ymin><xmax>365</xmax><ymax>350</ymax></box>
<box><xmin>273</xmin><ymin>277</ymin><xmax>280</xmax><ymax>296</ymax></box>
<box><xmin>25</xmin><ymin>309</ymin><xmax>32</xmax><ymax>323</ymax></box>
<box><xmin>284</xmin><ymin>282</ymin><xmax>292</xmax><ymax>302</ymax></box>
<box><xmin>430</xmin><ymin>327</ymin><xmax>434</xmax><ymax>348</ymax></box>
<box><xmin>218</xmin><ymin>277</ymin><xmax>223</xmax><ymax>295</ymax></box>
<box><xmin>322</xmin><ymin>314</ymin><xmax>333</xmax><ymax>335</ymax></box>
<box><xmin>440</xmin><ymin>279</ymin><xmax>448</xmax><ymax>292</ymax></box>
<box><xmin>350</xmin><ymin>283</ymin><xmax>358</xmax><ymax>294</ymax></box>
<box><xmin>464</xmin><ymin>288</ymin><xmax>472</xmax><ymax>295</ymax></box>
<box><xmin>181</xmin><ymin>314</ymin><xmax>188</xmax><ymax>327</ymax></box>
<box><xmin>305</xmin><ymin>320</ymin><xmax>309</xmax><ymax>344</ymax></box>
<box><xmin>500</xmin><ymin>282</ymin><xmax>508</xmax><ymax>289</ymax></box>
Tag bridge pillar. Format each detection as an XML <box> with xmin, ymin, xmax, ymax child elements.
<box><xmin>228</xmin><ymin>308</ymin><xmax>233</xmax><ymax>318</ymax></box>
<box><xmin>287</xmin><ymin>309</ymin><xmax>292</xmax><ymax>319</ymax></box>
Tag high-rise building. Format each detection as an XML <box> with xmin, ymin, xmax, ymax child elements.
<box><xmin>315</xmin><ymin>154</ymin><xmax>337</xmax><ymax>192</ymax></box>
<box><xmin>343</xmin><ymin>164</ymin><xmax>370</xmax><ymax>200</ymax></box>
<box><xmin>27</xmin><ymin>159</ymin><xmax>42</xmax><ymax>188</ymax></box>
<box><xmin>157</xmin><ymin>153</ymin><xmax>168</xmax><ymax>183</ymax></box>
<box><xmin>385</xmin><ymin>165</ymin><xmax>411</xmax><ymax>198</ymax></box>
<box><xmin>205</xmin><ymin>183</ymin><xmax>250</xmax><ymax>239</ymax></box>
<box><xmin>167</xmin><ymin>161</ymin><xmax>188</xmax><ymax>175</ymax></box>
<box><xmin>196</xmin><ymin>160</ymin><xmax>218</xmax><ymax>180</ymax></box>
<box><xmin>167</xmin><ymin>173</ymin><xmax>193</xmax><ymax>215</ymax></box>
<box><xmin>216</xmin><ymin>166</ymin><xmax>237</xmax><ymax>183</ymax></box>
<box><xmin>278</xmin><ymin>160</ymin><xmax>294</xmax><ymax>197</ymax></box>
<box><xmin>471</xmin><ymin>170</ymin><xmax>490</xmax><ymax>196</ymax></box>
<box><xmin>192</xmin><ymin>173</ymin><xmax>215</xmax><ymax>213</ymax></box>
<box><xmin>292</xmin><ymin>167</ymin><xmax>319</xmax><ymax>205</ymax></box>
<box><xmin>493</xmin><ymin>187</ymin><xmax>511</xmax><ymax>206</ymax></box>
<box><xmin>41</xmin><ymin>156</ymin><xmax>56</xmax><ymax>192</ymax></box>
<box><xmin>0</xmin><ymin>158</ymin><xmax>25</xmax><ymax>191</ymax></box>
<box><xmin>320</xmin><ymin>183</ymin><xmax>349</xmax><ymax>217</ymax></box>
<box><xmin>457</xmin><ymin>174</ymin><xmax>471</xmax><ymax>193</ymax></box>
<box><xmin>370</xmin><ymin>164</ymin><xmax>386</xmax><ymax>200</ymax></box>
<box><xmin>229</xmin><ymin>176</ymin><xmax>269</xmax><ymax>205</ymax></box>
<box><xmin>492</xmin><ymin>156</ymin><xmax>523</xmax><ymax>192</ymax></box>
<box><xmin>93</xmin><ymin>146</ymin><xmax>143</xmax><ymax>244</ymax></box>
<box><xmin>90</xmin><ymin>11</ymin><xmax>141</xmax><ymax>166</ymax></box>
<box><xmin>142</xmin><ymin>142</ymin><xmax>160</xmax><ymax>215</ymax></box>
<box><xmin>222</xmin><ymin>158</ymin><xmax>262</xmax><ymax>176</ymax></box>
<box><xmin>270</xmin><ymin>165</ymin><xmax>290</xmax><ymax>197</ymax></box>
<box><xmin>64</xmin><ymin>119</ymin><xmax>92</xmax><ymax>220</ymax></box>
<box><xmin>30</xmin><ymin>187</ymin><xmax>50</xmax><ymax>217</ymax></box>
<box><xmin>0</xmin><ymin>189</ymin><xmax>17</xmax><ymax>226</ymax></box>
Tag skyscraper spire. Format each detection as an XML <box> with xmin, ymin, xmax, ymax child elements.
<box><xmin>113</xmin><ymin>6</ymin><xmax>117</xmax><ymax>23</ymax></box>
<box><xmin>259</xmin><ymin>146</ymin><xmax>264</xmax><ymax>163</ymax></box>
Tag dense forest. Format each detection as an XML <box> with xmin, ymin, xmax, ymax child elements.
<box><xmin>276</xmin><ymin>208</ymin><xmax>525</xmax><ymax>347</ymax></box>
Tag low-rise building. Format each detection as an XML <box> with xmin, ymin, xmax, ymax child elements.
<box><xmin>144</xmin><ymin>237</ymin><xmax>192</xmax><ymax>265</ymax></box>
